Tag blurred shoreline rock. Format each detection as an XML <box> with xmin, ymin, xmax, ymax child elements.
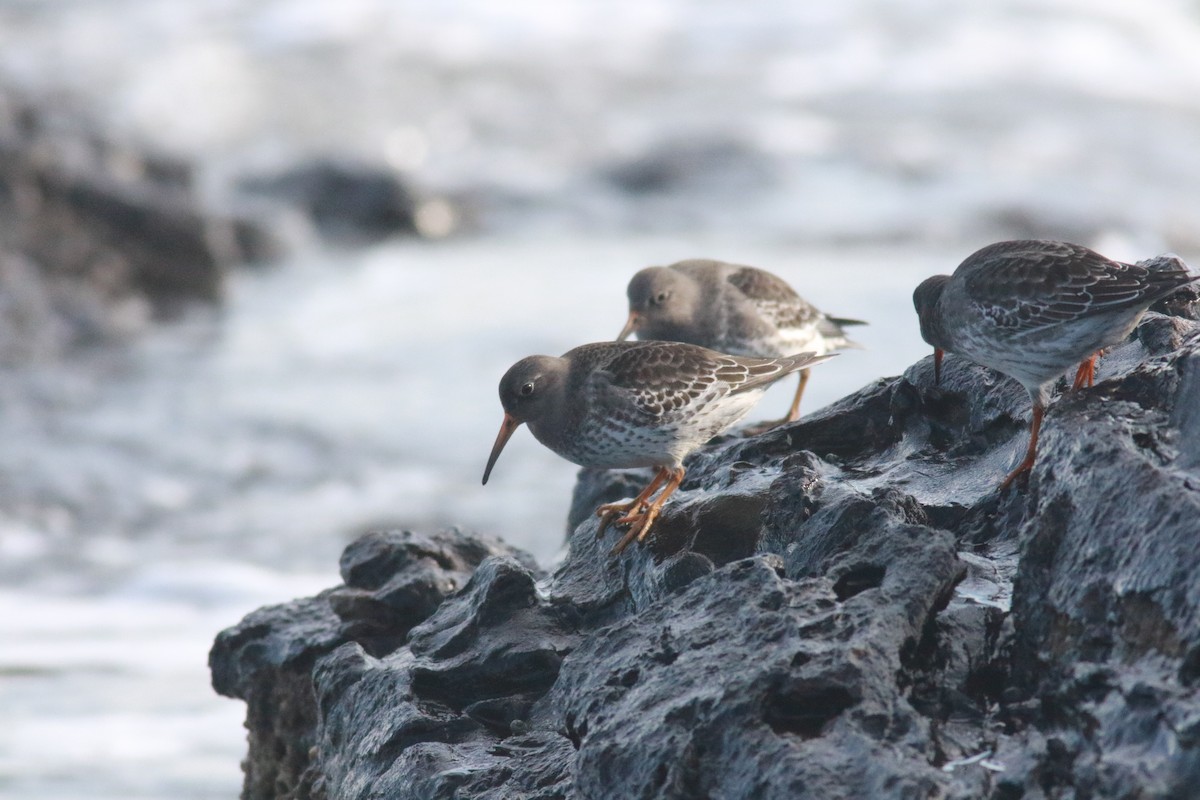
<box><xmin>0</xmin><ymin>88</ymin><xmax>285</xmax><ymax>362</ymax></box>
<box><xmin>237</xmin><ymin>159</ymin><xmax>462</xmax><ymax>244</ymax></box>
<box><xmin>238</xmin><ymin>160</ymin><xmax>417</xmax><ymax>244</ymax></box>
<box><xmin>211</xmin><ymin>292</ymin><xmax>1200</xmax><ymax>799</ymax></box>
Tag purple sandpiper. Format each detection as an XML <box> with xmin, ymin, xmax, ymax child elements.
<box><xmin>913</xmin><ymin>239</ymin><xmax>1197</xmax><ymax>488</ymax></box>
<box><xmin>617</xmin><ymin>259</ymin><xmax>865</xmax><ymax>423</ymax></box>
<box><xmin>483</xmin><ymin>340</ymin><xmax>834</xmax><ymax>553</ymax></box>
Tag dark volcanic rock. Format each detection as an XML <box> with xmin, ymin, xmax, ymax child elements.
<box><xmin>212</xmin><ymin>301</ymin><xmax>1200</xmax><ymax>799</ymax></box>
<box><xmin>209</xmin><ymin>528</ymin><xmax>535</xmax><ymax>800</ymax></box>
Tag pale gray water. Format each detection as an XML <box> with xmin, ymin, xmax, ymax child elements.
<box><xmin>1</xmin><ymin>0</ymin><xmax>1200</xmax><ymax>797</ymax></box>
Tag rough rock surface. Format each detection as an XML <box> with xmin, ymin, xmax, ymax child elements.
<box><xmin>212</xmin><ymin>294</ymin><xmax>1200</xmax><ymax>799</ymax></box>
<box><xmin>210</xmin><ymin>528</ymin><xmax>539</xmax><ymax>799</ymax></box>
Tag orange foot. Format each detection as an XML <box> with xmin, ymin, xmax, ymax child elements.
<box><xmin>606</xmin><ymin>467</ymin><xmax>685</xmax><ymax>555</ymax></box>
<box><xmin>609</xmin><ymin>506</ymin><xmax>660</xmax><ymax>555</ymax></box>
<box><xmin>596</xmin><ymin>469</ymin><xmax>667</xmax><ymax>538</ymax></box>
<box><xmin>1071</xmin><ymin>349</ymin><xmax>1105</xmax><ymax>391</ymax></box>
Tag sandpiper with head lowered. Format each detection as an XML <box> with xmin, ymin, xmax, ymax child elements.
<box><xmin>912</xmin><ymin>239</ymin><xmax>1197</xmax><ymax>489</ymax></box>
<box><xmin>617</xmin><ymin>259</ymin><xmax>865</xmax><ymax>424</ymax></box>
<box><xmin>483</xmin><ymin>340</ymin><xmax>834</xmax><ymax>554</ymax></box>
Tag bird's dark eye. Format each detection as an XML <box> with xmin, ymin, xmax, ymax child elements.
<box><xmin>652</xmin><ymin>291</ymin><xmax>670</xmax><ymax>306</ymax></box>
<box><xmin>519</xmin><ymin>381</ymin><xmax>535</xmax><ymax>396</ymax></box>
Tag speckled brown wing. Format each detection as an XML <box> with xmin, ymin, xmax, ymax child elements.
<box><xmin>594</xmin><ymin>342</ymin><xmax>797</xmax><ymax>420</ymax></box>
<box><xmin>960</xmin><ymin>240</ymin><xmax>1194</xmax><ymax>334</ymax></box>
<box><xmin>725</xmin><ymin>265</ymin><xmax>823</xmax><ymax>331</ymax></box>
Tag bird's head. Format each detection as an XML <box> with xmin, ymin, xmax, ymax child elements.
<box><xmin>617</xmin><ymin>266</ymin><xmax>697</xmax><ymax>342</ymax></box>
<box><xmin>912</xmin><ymin>275</ymin><xmax>952</xmax><ymax>347</ymax></box>
<box><xmin>482</xmin><ymin>355</ymin><xmax>566</xmax><ymax>484</ymax></box>
<box><xmin>912</xmin><ymin>274</ymin><xmax>952</xmax><ymax>384</ymax></box>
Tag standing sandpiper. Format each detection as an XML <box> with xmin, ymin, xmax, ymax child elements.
<box><xmin>483</xmin><ymin>341</ymin><xmax>834</xmax><ymax>553</ymax></box>
<box><xmin>913</xmin><ymin>239</ymin><xmax>1197</xmax><ymax>488</ymax></box>
<box><xmin>618</xmin><ymin>259</ymin><xmax>864</xmax><ymax>424</ymax></box>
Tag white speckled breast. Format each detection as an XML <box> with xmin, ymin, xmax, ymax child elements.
<box><xmin>544</xmin><ymin>387</ymin><xmax>764</xmax><ymax>469</ymax></box>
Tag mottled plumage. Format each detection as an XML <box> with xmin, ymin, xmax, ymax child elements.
<box><xmin>483</xmin><ymin>341</ymin><xmax>834</xmax><ymax>553</ymax></box>
<box><xmin>618</xmin><ymin>259</ymin><xmax>865</xmax><ymax>423</ymax></box>
<box><xmin>913</xmin><ymin>239</ymin><xmax>1197</xmax><ymax>488</ymax></box>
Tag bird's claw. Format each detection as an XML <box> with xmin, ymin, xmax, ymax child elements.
<box><xmin>998</xmin><ymin>465</ymin><xmax>1029</xmax><ymax>491</ymax></box>
<box><xmin>608</xmin><ymin>507</ymin><xmax>662</xmax><ymax>555</ymax></box>
<box><xmin>595</xmin><ymin>499</ymin><xmax>646</xmax><ymax>539</ymax></box>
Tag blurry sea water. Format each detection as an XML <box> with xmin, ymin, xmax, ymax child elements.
<box><xmin>1</xmin><ymin>1</ymin><xmax>1199</xmax><ymax>797</ymax></box>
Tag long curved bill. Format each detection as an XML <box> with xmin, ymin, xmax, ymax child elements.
<box><xmin>616</xmin><ymin>310</ymin><xmax>640</xmax><ymax>341</ymax></box>
<box><xmin>482</xmin><ymin>413</ymin><xmax>523</xmax><ymax>485</ymax></box>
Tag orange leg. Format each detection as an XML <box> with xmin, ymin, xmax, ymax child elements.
<box><xmin>611</xmin><ymin>467</ymin><xmax>686</xmax><ymax>555</ymax></box>
<box><xmin>934</xmin><ymin>348</ymin><xmax>944</xmax><ymax>385</ymax></box>
<box><xmin>1071</xmin><ymin>350</ymin><xmax>1103</xmax><ymax>391</ymax></box>
<box><xmin>783</xmin><ymin>368</ymin><xmax>812</xmax><ymax>423</ymax></box>
<box><xmin>999</xmin><ymin>401</ymin><xmax>1045</xmax><ymax>490</ymax></box>
<box><xmin>744</xmin><ymin>368</ymin><xmax>813</xmax><ymax>434</ymax></box>
<box><xmin>596</xmin><ymin>468</ymin><xmax>667</xmax><ymax>538</ymax></box>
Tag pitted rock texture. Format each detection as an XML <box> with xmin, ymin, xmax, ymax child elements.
<box><xmin>210</xmin><ymin>528</ymin><xmax>536</xmax><ymax>800</ymax></box>
<box><xmin>213</xmin><ymin>303</ymin><xmax>1200</xmax><ymax>800</ymax></box>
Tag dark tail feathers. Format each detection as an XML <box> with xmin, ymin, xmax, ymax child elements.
<box><xmin>826</xmin><ymin>316</ymin><xmax>868</xmax><ymax>327</ymax></box>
